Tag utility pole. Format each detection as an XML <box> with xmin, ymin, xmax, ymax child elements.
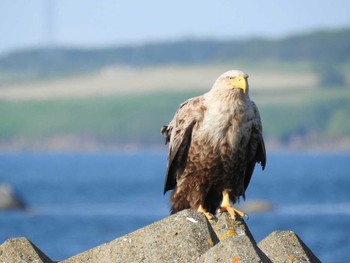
<box><xmin>45</xmin><ymin>0</ymin><xmax>55</xmax><ymax>48</ymax></box>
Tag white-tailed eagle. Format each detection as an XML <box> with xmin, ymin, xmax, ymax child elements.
<box><xmin>161</xmin><ymin>70</ymin><xmax>266</xmax><ymax>220</ymax></box>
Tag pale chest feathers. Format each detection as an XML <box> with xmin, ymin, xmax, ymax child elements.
<box><xmin>194</xmin><ymin>99</ymin><xmax>255</xmax><ymax>151</ymax></box>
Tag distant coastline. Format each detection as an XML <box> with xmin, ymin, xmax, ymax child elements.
<box><xmin>1</xmin><ymin>137</ymin><xmax>350</xmax><ymax>153</ymax></box>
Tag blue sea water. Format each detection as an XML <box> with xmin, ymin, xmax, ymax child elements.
<box><xmin>0</xmin><ymin>151</ymin><xmax>349</xmax><ymax>262</ymax></box>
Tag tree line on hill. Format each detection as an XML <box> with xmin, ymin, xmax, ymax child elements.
<box><xmin>0</xmin><ymin>28</ymin><xmax>349</xmax><ymax>84</ymax></box>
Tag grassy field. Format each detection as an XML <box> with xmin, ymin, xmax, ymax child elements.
<box><xmin>1</xmin><ymin>63</ymin><xmax>349</xmax><ymax>151</ymax></box>
<box><xmin>0</xmin><ymin>62</ymin><xmax>318</xmax><ymax>100</ymax></box>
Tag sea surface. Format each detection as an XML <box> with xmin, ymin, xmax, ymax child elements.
<box><xmin>0</xmin><ymin>151</ymin><xmax>349</xmax><ymax>262</ymax></box>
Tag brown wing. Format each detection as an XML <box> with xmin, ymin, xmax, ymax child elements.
<box><xmin>161</xmin><ymin>96</ymin><xmax>206</xmax><ymax>194</ymax></box>
<box><xmin>243</xmin><ymin>102</ymin><xmax>266</xmax><ymax>196</ymax></box>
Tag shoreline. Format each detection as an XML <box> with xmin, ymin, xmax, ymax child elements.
<box><xmin>1</xmin><ymin>139</ymin><xmax>350</xmax><ymax>154</ymax></box>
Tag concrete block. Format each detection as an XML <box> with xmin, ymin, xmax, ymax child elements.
<box><xmin>203</xmin><ymin>213</ymin><xmax>271</xmax><ymax>263</ymax></box>
<box><xmin>258</xmin><ymin>230</ymin><xmax>321</xmax><ymax>263</ymax></box>
<box><xmin>199</xmin><ymin>235</ymin><xmax>265</xmax><ymax>263</ymax></box>
<box><xmin>209</xmin><ymin>212</ymin><xmax>256</xmax><ymax>244</ymax></box>
<box><xmin>0</xmin><ymin>237</ymin><xmax>52</xmax><ymax>263</ymax></box>
<box><xmin>1</xmin><ymin>211</ymin><xmax>322</xmax><ymax>263</ymax></box>
<box><xmin>62</xmin><ymin>209</ymin><xmax>218</xmax><ymax>263</ymax></box>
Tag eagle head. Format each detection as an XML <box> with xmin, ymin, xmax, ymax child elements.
<box><xmin>211</xmin><ymin>70</ymin><xmax>249</xmax><ymax>94</ymax></box>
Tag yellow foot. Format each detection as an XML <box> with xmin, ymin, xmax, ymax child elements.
<box><xmin>197</xmin><ymin>204</ymin><xmax>217</xmax><ymax>221</ymax></box>
<box><xmin>218</xmin><ymin>191</ymin><xmax>246</xmax><ymax>219</ymax></box>
<box><xmin>217</xmin><ymin>204</ymin><xmax>246</xmax><ymax>219</ymax></box>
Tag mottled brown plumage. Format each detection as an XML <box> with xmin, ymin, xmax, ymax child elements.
<box><xmin>161</xmin><ymin>70</ymin><xmax>266</xmax><ymax>218</ymax></box>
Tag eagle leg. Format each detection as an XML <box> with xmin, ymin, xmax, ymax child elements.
<box><xmin>217</xmin><ymin>191</ymin><xmax>245</xmax><ymax>219</ymax></box>
<box><xmin>197</xmin><ymin>204</ymin><xmax>217</xmax><ymax>221</ymax></box>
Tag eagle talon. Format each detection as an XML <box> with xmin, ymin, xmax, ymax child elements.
<box><xmin>216</xmin><ymin>211</ymin><xmax>223</xmax><ymax>217</ymax></box>
<box><xmin>216</xmin><ymin>210</ymin><xmax>228</xmax><ymax>218</ymax></box>
<box><xmin>197</xmin><ymin>205</ymin><xmax>217</xmax><ymax>221</ymax></box>
<box><xmin>207</xmin><ymin>213</ymin><xmax>218</xmax><ymax>222</ymax></box>
<box><xmin>243</xmin><ymin>213</ymin><xmax>249</xmax><ymax>220</ymax></box>
<box><xmin>218</xmin><ymin>206</ymin><xmax>246</xmax><ymax>220</ymax></box>
<box><xmin>202</xmin><ymin>211</ymin><xmax>217</xmax><ymax>221</ymax></box>
<box><xmin>218</xmin><ymin>192</ymin><xmax>246</xmax><ymax>219</ymax></box>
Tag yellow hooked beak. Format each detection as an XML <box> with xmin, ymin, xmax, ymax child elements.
<box><xmin>228</xmin><ymin>75</ymin><xmax>247</xmax><ymax>93</ymax></box>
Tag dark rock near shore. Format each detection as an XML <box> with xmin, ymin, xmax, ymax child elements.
<box><xmin>0</xmin><ymin>183</ymin><xmax>26</xmax><ymax>210</ymax></box>
<box><xmin>0</xmin><ymin>209</ymin><xmax>321</xmax><ymax>262</ymax></box>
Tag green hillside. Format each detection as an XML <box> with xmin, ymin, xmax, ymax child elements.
<box><xmin>1</xmin><ymin>87</ymin><xmax>350</xmax><ymax>150</ymax></box>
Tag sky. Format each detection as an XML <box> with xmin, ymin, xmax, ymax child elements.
<box><xmin>1</xmin><ymin>0</ymin><xmax>350</xmax><ymax>55</ymax></box>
